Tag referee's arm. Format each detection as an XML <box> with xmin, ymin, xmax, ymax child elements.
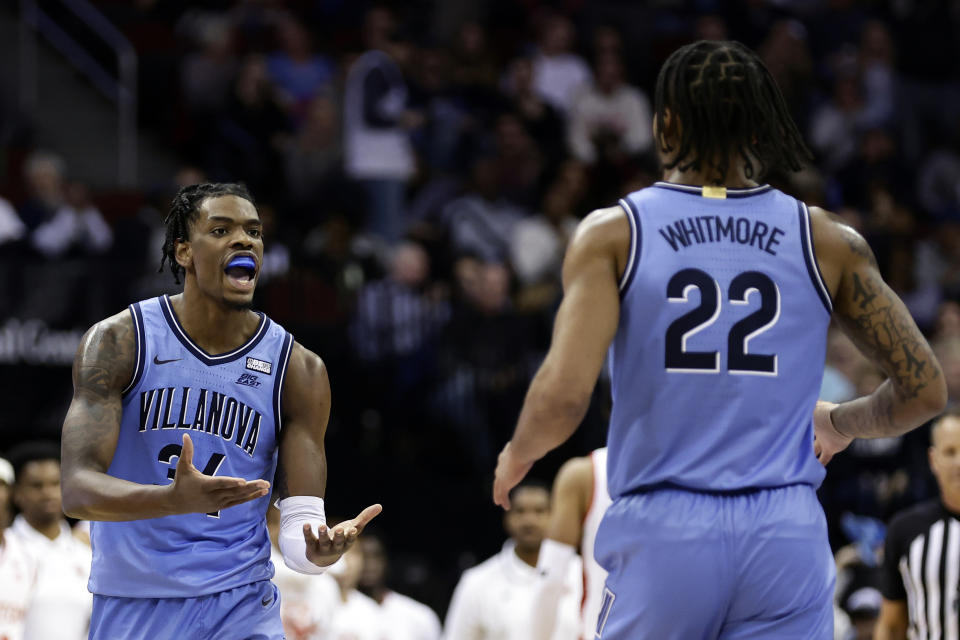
<box><xmin>874</xmin><ymin>599</ymin><xmax>908</xmax><ymax>640</ymax></box>
<box><xmin>875</xmin><ymin>515</ymin><xmax>909</xmax><ymax>640</ymax></box>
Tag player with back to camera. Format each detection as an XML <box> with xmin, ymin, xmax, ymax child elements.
<box><xmin>60</xmin><ymin>183</ymin><xmax>381</xmax><ymax>640</ymax></box>
<box><xmin>494</xmin><ymin>40</ymin><xmax>947</xmax><ymax>639</ymax></box>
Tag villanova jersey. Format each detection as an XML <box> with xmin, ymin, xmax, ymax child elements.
<box><xmin>606</xmin><ymin>182</ymin><xmax>831</xmax><ymax>499</ymax></box>
<box><xmin>88</xmin><ymin>295</ymin><xmax>294</xmax><ymax>598</ymax></box>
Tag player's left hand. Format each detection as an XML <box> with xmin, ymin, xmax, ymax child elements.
<box><xmin>302</xmin><ymin>503</ymin><xmax>382</xmax><ymax>568</ymax></box>
<box><xmin>813</xmin><ymin>400</ymin><xmax>853</xmax><ymax>466</ymax></box>
<box><xmin>493</xmin><ymin>442</ymin><xmax>534</xmax><ymax>510</ymax></box>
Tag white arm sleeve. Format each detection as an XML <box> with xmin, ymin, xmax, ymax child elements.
<box><xmin>277</xmin><ymin>496</ymin><xmax>329</xmax><ymax>575</ymax></box>
<box><xmin>536</xmin><ymin>539</ymin><xmax>577</xmax><ymax>585</ymax></box>
<box><xmin>531</xmin><ymin>539</ymin><xmax>578</xmax><ymax>640</ymax></box>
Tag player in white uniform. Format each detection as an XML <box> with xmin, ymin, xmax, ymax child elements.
<box><xmin>533</xmin><ymin>448</ymin><xmax>611</xmax><ymax>640</ymax></box>
<box><xmin>358</xmin><ymin>535</ymin><xmax>441</xmax><ymax>640</ymax></box>
<box><xmin>0</xmin><ymin>457</ymin><xmax>36</xmax><ymax>640</ymax></box>
<box><xmin>7</xmin><ymin>442</ymin><xmax>92</xmax><ymax>640</ymax></box>
<box><xmin>444</xmin><ymin>482</ymin><xmax>581</xmax><ymax>640</ymax></box>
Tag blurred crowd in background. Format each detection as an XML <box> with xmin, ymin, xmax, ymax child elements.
<box><xmin>1</xmin><ymin>0</ymin><xmax>960</xmax><ymax>635</ymax></box>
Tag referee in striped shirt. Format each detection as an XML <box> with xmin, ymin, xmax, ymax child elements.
<box><xmin>877</xmin><ymin>407</ymin><xmax>960</xmax><ymax>640</ymax></box>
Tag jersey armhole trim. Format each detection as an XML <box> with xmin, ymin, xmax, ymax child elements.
<box><xmin>617</xmin><ymin>198</ymin><xmax>642</xmax><ymax>296</ymax></box>
<box><xmin>273</xmin><ymin>332</ymin><xmax>295</xmax><ymax>439</ymax></box>
<box><xmin>121</xmin><ymin>303</ymin><xmax>146</xmax><ymax>396</ymax></box>
<box><xmin>797</xmin><ymin>202</ymin><xmax>833</xmax><ymax>315</ymax></box>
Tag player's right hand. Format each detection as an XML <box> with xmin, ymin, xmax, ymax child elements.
<box><xmin>169</xmin><ymin>434</ymin><xmax>271</xmax><ymax>514</ymax></box>
<box><xmin>813</xmin><ymin>400</ymin><xmax>853</xmax><ymax>466</ymax></box>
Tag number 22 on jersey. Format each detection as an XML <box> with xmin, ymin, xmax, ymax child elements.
<box><xmin>665</xmin><ymin>268</ymin><xmax>780</xmax><ymax>375</ymax></box>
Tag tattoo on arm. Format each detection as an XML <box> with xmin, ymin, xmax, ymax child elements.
<box><xmin>841</xmin><ymin>269</ymin><xmax>938</xmax><ymax>402</ymax></box>
<box><xmin>62</xmin><ymin>319</ymin><xmax>135</xmax><ymax>473</ymax></box>
<box><xmin>845</xmin><ymin>233</ymin><xmax>879</xmax><ymax>269</ymax></box>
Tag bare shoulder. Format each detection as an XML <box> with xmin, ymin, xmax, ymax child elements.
<box><xmin>807</xmin><ymin>206</ymin><xmax>876</xmax><ymax>297</ymax></box>
<box><xmin>74</xmin><ymin>309</ymin><xmax>137</xmax><ymax>394</ymax></box>
<box><xmin>287</xmin><ymin>341</ymin><xmax>328</xmax><ymax>382</ymax></box>
<box><xmin>282</xmin><ymin>342</ymin><xmax>331</xmax><ymax>412</ymax></box>
<box><xmin>553</xmin><ymin>455</ymin><xmax>594</xmax><ymax>505</ymax></box>
<box><xmin>565</xmin><ymin>205</ymin><xmax>631</xmax><ymax>282</ymax></box>
<box><xmin>572</xmin><ymin>206</ymin><xmax>630</xmax><ymax>247</ymax></box>
<box><xmin>555</xmin><ymin>455</ymin><xmax>593</xmax><ymax>487</ymax></box>
<box><xmin>808</xmin><ymin>207</ymin><xmax>874</xmax><ymax>261</ymax></box>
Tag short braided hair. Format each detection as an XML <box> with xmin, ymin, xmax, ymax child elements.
<box><xmin>159</xmin><ymin>183</ymin><xmax>255</xmax><ymax>284</ymax></box>
<box><xmin>654</xmin><ymin>40</ymin><xmax>813</xmax><ymax>184</ymax></box>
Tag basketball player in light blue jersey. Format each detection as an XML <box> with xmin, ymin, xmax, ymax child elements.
<box><xmin>60</xmin><ymin>183</ymin><xmax>381</xmax><ymax>640</ymax></box>
<box><xmin>494</xmin><ymin>40</ymin><xmax>947</xmax><ymax>639</ymax></box>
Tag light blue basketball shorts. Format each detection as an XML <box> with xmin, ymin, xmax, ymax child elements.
<box><xmin>89</xmin><ymin>580</ymin><xmax>284</xmax><ymax>640</ymax></box>
<box><xmin>593</xmin><ymin>484</ymin><xmax>835</xmax><ymax>640</ymax></box>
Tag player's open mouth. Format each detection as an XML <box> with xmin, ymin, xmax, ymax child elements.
<box><xmin>224</xmin><ymin>255</ymin><xmax>257</xmax><ymax>291</ymax></box>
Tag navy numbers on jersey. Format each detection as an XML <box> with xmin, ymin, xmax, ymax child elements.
<box><xmin>158</xmin><ymin>444</ymin><xmax>227</xmax><ymax>517</ymax></box>
<box><xmin>727</xmin><ymin>272</ymin><xmax>780</xmax><ymax>374</ymax></box>
<box><xmin>665</xmin><ymin>269</ymin><xmax>780</xmax><ymax>375</ymax></box>
<box><xmin>665</xmin><ymin>269</ymin><xmax>722</xmax><ymax>372</ymax></box>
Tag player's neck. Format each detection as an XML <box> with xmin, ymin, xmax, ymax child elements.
<box><xmin>27</xmin><ymin>516</ymin><xmax>61</xmax><ymax>541</ymax></box>
<box><xmin>170</xmin><ymin>290</ymin><xmax>259</xmax><ymax>354</ymax></box>
<box><xmin>362</xmin><ymin>585</ymin><xmax>388</xmax><ymax>604</ymax></box>
<box><xmin>513</xmin><ymin>543</ymin><xmax>539</xmax><ymax>568</ymax></box>
<box><xmin>661</xmin><ymin>162</ymin><xmax>760</xmax><ymax>189</ymax></box>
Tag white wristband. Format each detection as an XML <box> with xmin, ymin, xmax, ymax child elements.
<box><xmin>536</xmin><ymin>538</ymin><xmax>577</xmax><ymax>585</ymax></box>
<box><xmin>277</xmin><ymin>496</ymin><xmax>328</xmax><ymax>575</ymax></box>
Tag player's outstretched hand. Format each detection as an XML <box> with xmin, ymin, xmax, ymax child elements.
<box><xmin>302</xmin><ymin>504</ymin><xmax>382</xmax><ymax>568</ymax></box>
<box><xmin>813</xmin><ymin>400</ymin><xmax>853</xmax><ymax>466</ymax></box>
<box><xmin>493</xmin><ymin>442</ymin><xmax>534</xmax><ymax>510</ymax></box>
<box><xmin>170</xmin><ymin>434</ymin><xmax>271</xmax><ymax>514</ymax></box>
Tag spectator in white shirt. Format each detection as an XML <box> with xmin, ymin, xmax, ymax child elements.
<box><xmin>8</xmin><ymin>442</ymin><xmax>91</xmax><ymax>640</ymax></box>
<box><xmin>0</xmin><ymin>456</ymin><xmax>37</xmax><ymax>640</ymax></box>
<box><xmin>266</xmin><ymin>502</ymin><xmax>340</xmax><ymax>640</ymax></box>
<box><xmin>327</xmin><ymin>541</ymin><xmax>386</xmax><ymax>640</ymax></box>
<box><xmin>358</xmin><ymin>534</ymin><xmax>441</xmax><ymax>640</ymax></box>
<box><xmin>567</xmin><ymin>52</ymin><xmax>652</xmax><ymax>165</ymax></box>
<box><xmin>269</xmin><ymin>506</ymin><xmax>387</xmax><ymax>640</ymax></box>
<box><xmin>443</xmin><ymin>481</ymin><xmax>581</xmax><ymax>640</ymax></box>
<box><xmin>532</xmin><ymin>15</ymin><xmax>592</xmax><ymax>114</ymax></box>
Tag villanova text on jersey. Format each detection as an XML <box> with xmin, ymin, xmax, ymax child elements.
<box><xmin>136</xmin><ymin>385</ymin><xmax>264</xmax><ymax>457</ymax></box>
<box><xmin>88</xmin><ymin>295</ymin><xmax>294</xmax><ymax>598</ymax></box>
<box><xmin>607</xmin><ymin>182</ymin><xmax>832</xmax><ymax>499</ymax></box>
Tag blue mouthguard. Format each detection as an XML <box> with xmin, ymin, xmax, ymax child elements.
<box><xmin>227</xmin><ymin>256</ymin><xmax>256</xmax><ymax>271</ymax></box>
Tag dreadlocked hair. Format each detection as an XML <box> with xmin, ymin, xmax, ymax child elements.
<box><xmin>159</xmin><ymin>182</ymin><xmax>255</xmax><ymax>284</ymax></box>
<box><xmin>654</xmin><ymin>40</ymin><xmax>813</xmax><ymax>184</ymax></box>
